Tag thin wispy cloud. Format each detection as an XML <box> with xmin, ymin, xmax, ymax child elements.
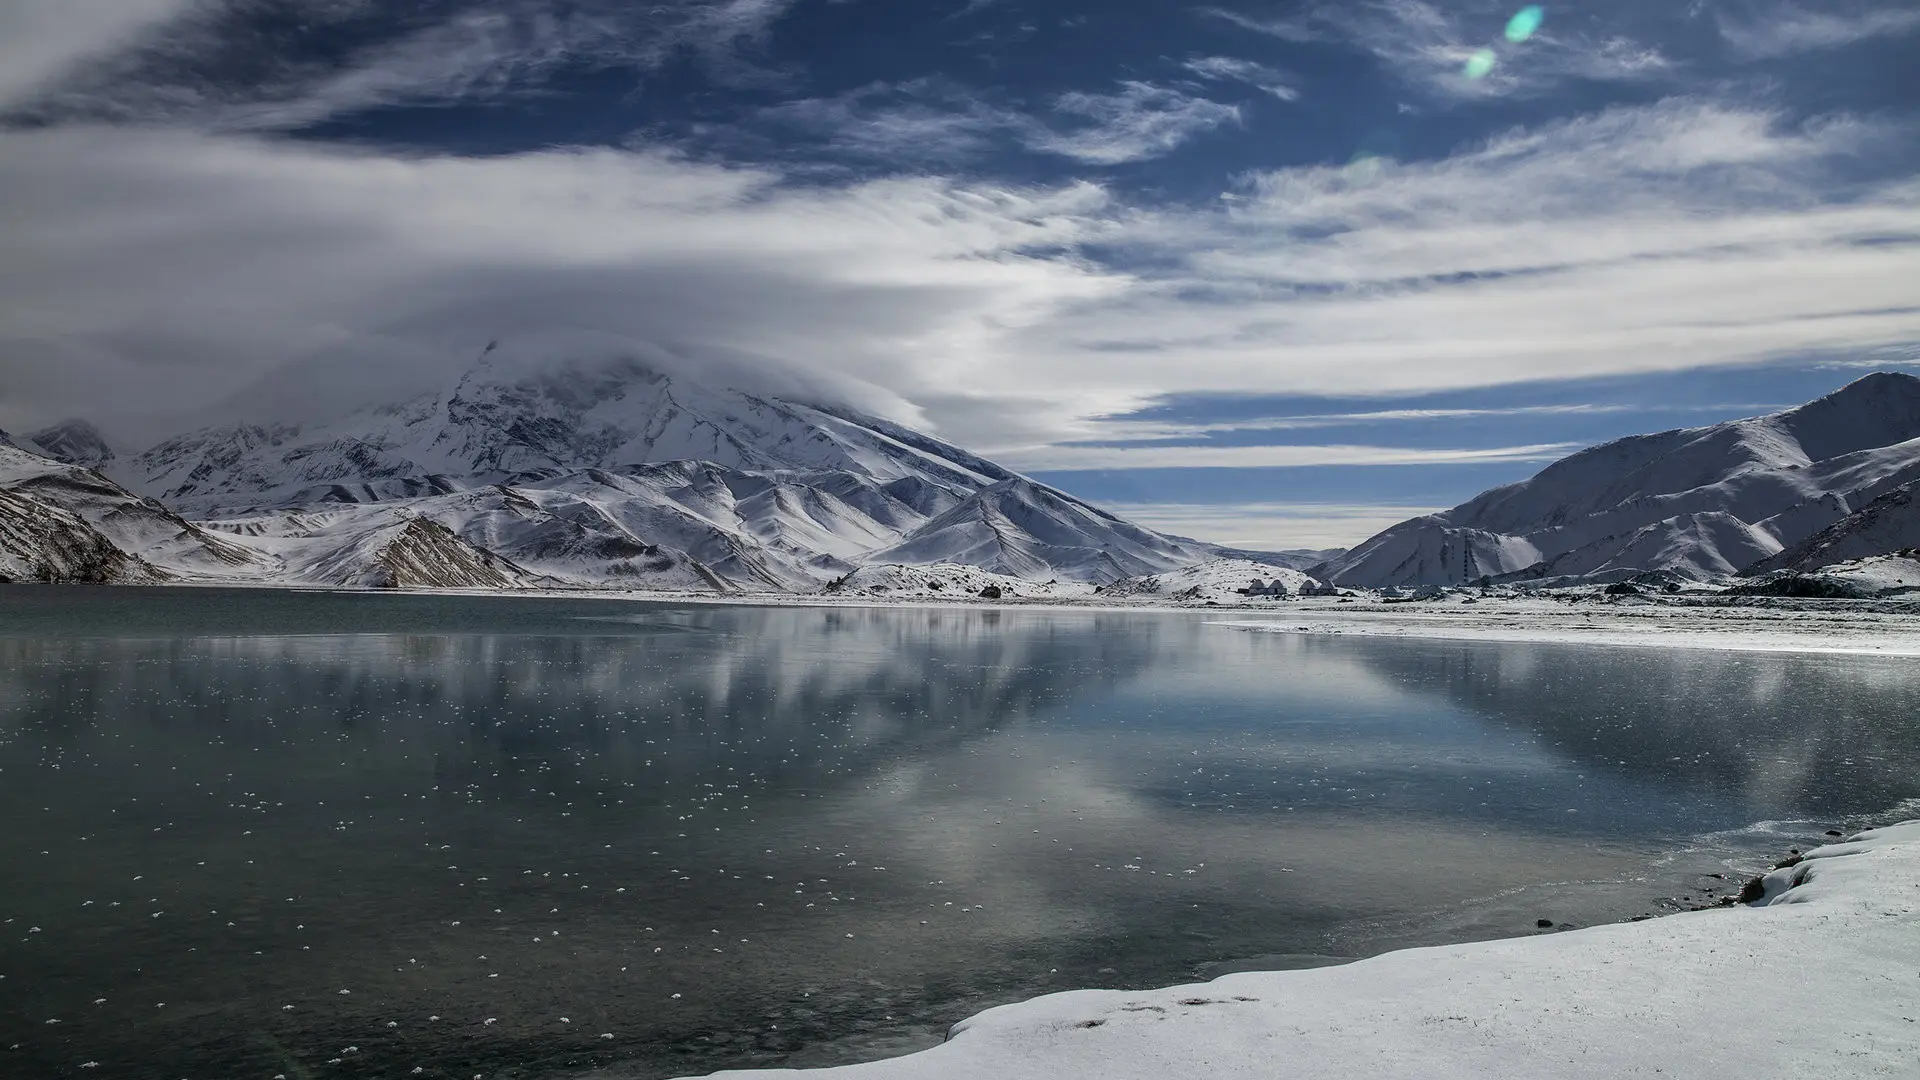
<box><xmin>996</xmin><ymin>442</ymin><xmax>1581</xmax><ymax>471</ymax></box>
<box><xmin>0</xmin><ymin>0</ymin><xmax>193</xmax><ymax>110</ymax></box>
<box><xmin>1204</xmin><ymin>0</ymin><xmax>1675</xmax><ymax>101</ymax></box>
<box><xmin>755</xmin><ymin>79</ymin><xmax>1030</xmax><ymax>164</ymax></box>
<box><xmin>1200</xmin><ymin>7</ymin><xmax>1319</xmax><ymax>43</ymax></box>
<box><xmin>1028</xmin><ymin>81</ymin><xmax>1242</xmax><ymax>165</ymax></box>
<box><xmin>1183</xmin><ymin>56</ymin><xmax>1300</xmax><ymax>102</ymax></box>
<box><xmin>1104</xmin><ymin>502</ymin><xmax>1445</xmax><ymax>550</ymax></box>
<box><xmin>1718</xmin><ymin>1</ymin><xmax>1920</xmax><ymax>60</ymax></box>
<box><xmin>7</xmin><ymin>0</ymin><xmax>801</xmax><ymax>129</ymax></box>
<box><xmin>1069</xmin><ymin>402</ymin><xmax>1789</xmax><ymax>443</ymax></box>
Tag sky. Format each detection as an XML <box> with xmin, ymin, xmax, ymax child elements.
<box><xmin>0</xmin><ymin>0</ymin><xmax>1916</xmax><ymax>549</ymax></box>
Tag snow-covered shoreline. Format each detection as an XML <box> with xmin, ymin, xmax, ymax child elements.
<box><xmin>1214</xmin><ymin>595</ymin><xmax>1920</xmax><ymax>657</ymax></box>
<box><xmin>32</xmin><ymin>581</ymin><xmax>1920</xmax><ymax>658</ymax></box>
<box><xmin>682</xmin><ymin>821</ymin><xmax>1920</xmax><ymax>1080</ymax></box>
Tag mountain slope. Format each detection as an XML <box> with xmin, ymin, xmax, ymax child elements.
<box><xmin>866</xmin><ymin>478</ymin><xmax>1211</xmax><ymax>583</ymax></box>
<box><xmin>26</xmin><ymin>419</ymin><xmax>117</xmax><ymax>469</ymax></box>
<box><xmin>1745</xmin><ymin>479</ymin><xmax>1920</xmax><ymax>575</ymax></box>
<box><xmin>0</xmin><ymin>488</ymin><xmax>162</xmax><ymax>584</ymax></box>
<box><xmin>128</xmin><ymin>351</ymin><xmax>1011</xmax><ymax>518</ymax></box>
<box><xmin>1319</xmin><ymin>373</ymin><xmax>1920</xmax><ymax>587</ymax></box>
<box><xmin>0</xmin><ymin>443</ymin><xmax>268</xmax><ymax>580</ymax></box>
<box><xmin>95</xmin><ymin>348</ymin><xmax>1246</xmax><ymax>591</ymax></box>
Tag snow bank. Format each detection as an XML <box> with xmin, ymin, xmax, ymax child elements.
<box><xmin>1100</xmin><ymin>559</ymin><xmax>1329</xmax><ymax>604</ymax></box>
<box><xmin>1815</xmin><ymin>553</ymin><xmax>1920</xmax><ymax>597</ymax></box>
<box><xmin>821</xmin><ymin>563</ymin><xmax>1097</xmax><ymax>601</ymax></box>
<box><xmin>692</xmin><ymin>822</ymin><xmax>1920</xmax><ymax>1080</ymax></box>
<box><xmin>1223</xmin><ymin>595</ymin><xmax>1920</xmax><ymax>656</ymax></box>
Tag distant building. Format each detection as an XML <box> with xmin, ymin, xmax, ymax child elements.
<box><xmin>1242</xmin><ymin>577</ymin><xmax>1292</xmax><ymax>597</ymax></box>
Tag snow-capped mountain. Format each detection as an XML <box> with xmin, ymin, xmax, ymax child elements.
<box><xmin>26</xmin><ymin>418</ymin><xmax>117</xmax><ymax>469</ymax></box>
<box><xmin>864</xmin><ymin>477</ymin><xmax>1212</xmax><ymax>582</ymax></box>
<box><xmin>22</xmin><ymin>347</ymin><xmax>1261</xmax><ymax>590</ymax></box>
<box><xmin>1318</xmin><ymin>372</ymin><xmax>1920</xmax><ymax>587</ymax></box>
<box><xmin>1745</xmin><ymin>478</ymin><xmax>1920</xmax><ymax>575</ymax></box>
<box><xmin>130</xmin><ymin>349</ymin><xmax>1016</xmax><ymax>517</ymax></box>
<box><xmin>0</xmin><ymin>442</ymin><xmax>258</xmax><ymax>583</ymax></box>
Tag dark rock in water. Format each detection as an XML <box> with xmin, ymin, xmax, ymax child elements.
<box><xmin>1535</xmin><ymin>918</ymin><xmax>1554</xmax><ymax>928</ymax></box>
<box><xmin>978</xmin><ymin>585</ymin><xmax>1002</xmax><ymax>599</ymax></box>
<box><xmin>1825</xmin><ymin>829</ymin><xmax>1844</xmax><ymax>837</ymax></box>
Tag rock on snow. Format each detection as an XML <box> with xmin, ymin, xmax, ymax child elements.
<box><xmin>689</xmin><ymin>821</ymin><xmax>1920</xmax><ymax>1080</ymax></box>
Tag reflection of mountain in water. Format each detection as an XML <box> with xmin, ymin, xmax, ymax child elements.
<box><xmin>1325</xmin><ymin>635</ymin><xmax>1920</xmax><ymax>820</ymax></box>
<box><xmin>0</xmin><ymin>602</ymin><xmax>1172</xmax><ymax>816</ymax></box>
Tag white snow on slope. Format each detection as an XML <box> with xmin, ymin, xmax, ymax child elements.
<box><xmin>1747</xmin><ymin>479</ymin><xmax>1920</xmax><ymax>574</ymax></box>
<box><xmin>126</xmin><ymin>348</ymin><xmax>1012</xmax><ymax>517</ymax></box>
<box><xmin>1100</xmin><ymin>559</ymin><xmax>1327</xmax><ymax>603</ymax></box>
<box><xmin>688</xmin><ymin>821</ymin><xmax>1920</xmax><ymax>1080</ymax></box>
<box><xmin>1812</xmin><ymin>553</ymin><xmax>1920</xmax><ymax>598</ymax></box>
<box><xmin>1321</xmin><ymin>372</ymin><xmax>1920</xmax><ymax>587</ymax></box>
<box><xmin>0</xmin><ymin>487</ymin><xmax>163</xmax><ymax>584</ymax></box>
<box><xmin>102</xmin><ymin>347</ymin><xmax>1244</xmax><ymax>589</ymax></box>
<box><xmin>821</xmin><ymin>563</ymin><xmax>1098</xmax><ymax>601</ymax></box>
<box><xmin>0</xmin><ymin>443</ymin><xmax>267</xmax><ymax>580</ymax></box>
<box><xmin>868</xmin><ymin>478</ymin><xmax>1212</xmax><ymax>584</ymax></box>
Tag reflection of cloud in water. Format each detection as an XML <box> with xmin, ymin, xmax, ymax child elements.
<box><xmin>2</xmin><ymin>592</ymin><xmax>1918</xmax><ymax>1080</ymax></box>
<box><xmin>1323</xmin><ymin>636</ymin><xmax>1920</xmax><ymax>819</ymax></box>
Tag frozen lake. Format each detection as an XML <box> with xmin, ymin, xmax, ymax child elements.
<box><xmin>2</xmin><ymin>587</ymin><xmax>1917</xmax><ymax>1079</ymax></box>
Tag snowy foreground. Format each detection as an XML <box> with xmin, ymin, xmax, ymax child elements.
<box><xmin>691</xmin><ymin>823</ymin><xmax>1920</xmax><ymax>1080</ymax></box>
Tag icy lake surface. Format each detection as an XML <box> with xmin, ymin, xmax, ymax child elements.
<box><xmin>2</xmin><ymin>587</ymin><xmax>1918</xmax><ymax>1080</ymax></box>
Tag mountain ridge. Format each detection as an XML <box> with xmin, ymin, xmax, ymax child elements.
<box><xmin>1317</xmin><ymin>372</ymin><xmax>1920</xmax><ymax>587</ymax></box>
<box><xmin>10</xmin><ymin>349</ymin><xmax>1261</xmax><ymax>589</ymax></box>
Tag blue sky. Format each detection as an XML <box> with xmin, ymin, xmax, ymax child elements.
<box><xmin>0</xmin><ymin>1</ymin><xmax>1916</xmax><ymax>548</ymax></box>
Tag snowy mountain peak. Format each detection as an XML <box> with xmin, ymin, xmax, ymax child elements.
<box><xmin>27</xmin><ymin>418</ymin><xmax>116</xmax><ymax>469</ymax></box>
<box><xmin>1770</xmin><ymin>371</ymin><xmax>1920</xmax><ymax>462</ymax></box>
<box><xmin>130</xmin><ymin>351</ymin><xmax>1009</xmax><ymax>516</ymax></box>
<box><xmin>1319</xmin><ymin>371</ymin><xmax>1920</xmax><ymax>588</ymax></box>
<box><xmin>45</xmin><ymin>346</ymin><xmax>1249</xmax><ymax>591</ymax></box>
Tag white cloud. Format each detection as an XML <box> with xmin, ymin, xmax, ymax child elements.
<box><xmin>996</xmin><ymin>442</ymin><xmax>1580</xmax><ymax>471</ymax></box>
<box><xmin>757</xmin><ymin>78</ymin><xmax>1247</xmax><ymax>168</ymax></box>
<box><xmin>0</xmin><ymin>0</ymin><xmax>196</xmax><ymax>110</ymax></box>
<box><xmin>1183</xmin><ymin>56</ymin><xmax>1300</xmax><ymax>101</ymax></box>
<box><xmin>1205</xmin><ymin>0</ymin><xmax>1675</xmax><ymax>102</ymax></box>
<box><xmin>1104</xmin><ymin>502</ymin><xmax>1443</xmax><ymax>550</ymax></box>
<box><xmin>992</xmin><ymin>100</ymin><xmax>1920</xmax><ymax>408</ymax></box>
<box><xmin>0</xmin><ymin>125</ymin><xmax>1122</xmax><ymax>441</ymax></box>
<box><xmin>1719</xmin><ymin>2</ymin><xmax>1920</xmax><ymax>60</ymax></box>
<box><xmin>10</xmin><ymin>0</ymin><xmax>803</xmax><ymax>129</ymax></box>
<box><xmin>1200</xmin><ymin>7</ymin><xmax>1319</xmax><ymax>43</ymax></box>
<box><xmin>755</xmin><ymin>79</ymin><xmax>1033</xmax><ymax>163</ymax></box>
<box><xmin>1027</xmin><ymin>82</ymin><xmax>1242</xmax><ymax>164</ymax></box>
<box><xmin>1072</xmin><ymin>402</ymin><xmax>1786</xmax><ymax>443</ymax></box>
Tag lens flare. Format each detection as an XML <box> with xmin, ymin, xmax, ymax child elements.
<box><xmin>1505</xmin><ymin>6</ymin><xmax>1545</xmax><ymax>43</ymax></box>
<box><xmin>1463</xmin><ymin>48</ymin><xmax>1497</xmax><ymax>79</ymax></box>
